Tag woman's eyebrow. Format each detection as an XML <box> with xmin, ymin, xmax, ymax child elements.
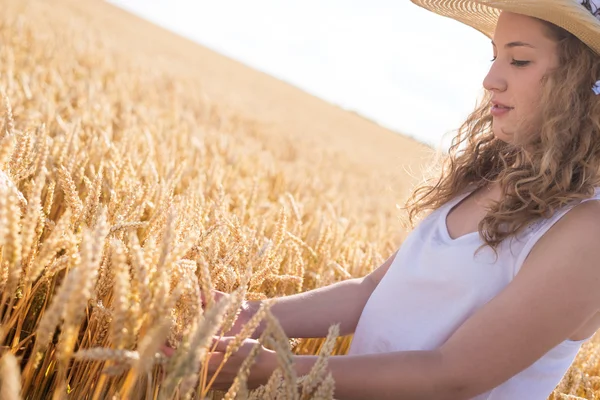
<box><xmin>491</xmin><ymin>40</ymin><xmax>536</xmax><ymax>49</ymax></box>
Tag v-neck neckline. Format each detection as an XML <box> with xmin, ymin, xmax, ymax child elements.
<box><xmin>441</xmin><ymin>185</ymin><xmax>481</xmax><ymax>243</ymax></box>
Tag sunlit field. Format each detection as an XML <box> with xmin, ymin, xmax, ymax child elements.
<box><xmin>0</xmin><ymin>0</ymin><xmax>598</xmax><ymax>398</ymax></box>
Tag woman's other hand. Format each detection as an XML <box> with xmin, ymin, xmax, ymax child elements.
<box><xmin>206</xmin><ymin>335</ymin><xmax>277</xmax><ymax>391</ymax></box>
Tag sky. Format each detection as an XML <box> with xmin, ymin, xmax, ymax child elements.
<box><xmin>107</xmin><ymin>0</ymin><xmax>492</xmax><ymax>151</ymax></box>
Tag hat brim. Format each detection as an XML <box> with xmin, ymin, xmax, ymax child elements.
<box><xmin>410</xmin><ymin>0</ymin><xmax>600</xmax><ymax>55</ymax></box>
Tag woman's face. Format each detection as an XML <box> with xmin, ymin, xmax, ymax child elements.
<box><xmin>483</xmin><ymin>12</ymin><xmax>560</xmax><ymax>143</ymax></box>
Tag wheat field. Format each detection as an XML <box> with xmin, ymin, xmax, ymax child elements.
<box><xmin>0</xmin><ymin>0</ymin><xmax>599</xmax><ymax>398</ymax></box>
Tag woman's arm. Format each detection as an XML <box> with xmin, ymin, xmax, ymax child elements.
<box><xmin>249</xmin><ymin>250</ymin><xmax>398</xmax><ymax>338</ymax></box>
<box><xmin>293</xmin><ymin>350</ymin><xmax>450</xmax><ymax>400</ymax></box>
<box><xmin>285</xmin><ymin>201</ymin><xmax>600</xmax><ymax>400</ymax></box>
<box><xmin>210</xmin><ymin>202</ymin><xmax>600</xmax><ymax>397</ymax></box>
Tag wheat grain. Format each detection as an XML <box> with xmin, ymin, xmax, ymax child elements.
<box><xmin>309</xmin><ymin>373</ymin><xmax>335</xmax><ymax>400</ymax></box>
<box><xmin>81</xmin><ymin>161</ymin><xmax>103</xmax><ymax>228</ymax></box>
<box><xmin>3</xmin><ymin>178</ymin><xmax>23</xmax><ymax>296</ymax></box>
<box><xmin>264</xmin><ymin>310</ymin><xmax>298</xmax><ymax>400</ymax></box>
<box><xmin>56</xmin><ymin>165</ymin><xmax>83</xmax><ymax>224</ymax></box>
<box><xmin>159</xmin><ymin>293</ymin><xmax>230</xmax><ymax>399</ymax></box>
<box><xmin>8</xmin><ymin>129</ymin><xmax>29</xmax><ymax>179</ymax></box>
<box><xmin>0</xmin><ymin>352</ymin><xmax>21</xmax><ymax>400</ymax></box>
<box><xmin>1</xmin><ymin>89</ymin><xmax>14</xmax><ymax>138</ymax></box>
<box><xmin>34</xmin><ymin>265</ymin><xmax>80</xmax><ymax>355</ymax></box>
<box><xmin>74</xmin><ymin>347</ymin><xmax>139</xmax><ymax>364</ymax></box>
<box><xmin>136</xmin><ymin>317</ymin><xmax>172</xmax><ymax>375</ymax></box>
<box><xmin>0</xmin><ymin>136</ymin><xmax>15</xmax><ymax>171</ymax></box>
<box><xmin>300</xmin><ymin>324</ymin><xmax>339</xmax><ymax>398</ymax></box>
<box><xmin>21</xmin><ymin>167</ymin><xmax>46</xmax><ymax>278</ymax></box>
<box><xmin>110</xmin><ymin>237</ymin><xmax>130</xmax><ymax>350</ymax></box>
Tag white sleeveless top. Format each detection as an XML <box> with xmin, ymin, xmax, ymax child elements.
<box><xmin>348</xmin><ymin>185</ymin><xmax>600</xmax><ymax>399</ymax></box>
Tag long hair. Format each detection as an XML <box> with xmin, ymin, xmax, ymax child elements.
<box><xmin>401</xmin><ymin>13</ymin><xmax>600</xmax><ymax>258</ymax></box>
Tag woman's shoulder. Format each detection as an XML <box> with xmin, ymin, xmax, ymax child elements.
<box><xmin>517</xmin><ymin>188</ymin><xmax>600</xmax><ymax>253</ymax></box>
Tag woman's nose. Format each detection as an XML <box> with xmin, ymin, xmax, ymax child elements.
<box><xmin>483</xmin><ymin>62</ymin><xmax>507</xmax><ymax>93</ymax></box>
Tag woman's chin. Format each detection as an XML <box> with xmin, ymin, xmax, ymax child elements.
<box><xmin>492</xmin><ymin>126</ymin><xmax>514</xmax><ymax>143</ymax></box>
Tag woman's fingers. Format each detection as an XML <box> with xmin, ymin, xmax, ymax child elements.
<box><xmin>201</xmin><ymin>289</ymin><xmax>228</xmax><ymax>307</ymax></box>
<box><xmin>207</xmin><ymin>351</ymin><xmax>225</xmax><ymax>368</ymax></box>
<box><xmin>210</xmin><ymin>335</ymin><xmax>233</xmax><ymax>352</ymax></box>
<box><xmin>205</xmin><ymin>338</ymin><xmax>262</xmax><ymax>391</ymax></box>
<box><xmin>160</xmin><ymin>343</ymin><xmax>176</xmax><ymax>357</ymax></box>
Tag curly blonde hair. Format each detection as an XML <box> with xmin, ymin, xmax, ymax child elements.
<box><xmin>402</xmin><ymin>15</ymin><xmax>600</xmax><ymax>259</ymax></box>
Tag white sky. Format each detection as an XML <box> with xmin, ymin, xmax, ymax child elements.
<box><xmin>107</xmin><ymin>0</ymin><xmax>492</xmax><ymax>151</ymax></box>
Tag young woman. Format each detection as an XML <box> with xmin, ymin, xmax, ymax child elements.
<box><xmin>205</xmin><ymin>1</ymin><xmax>600</xmax><ymax>398</ymax></box>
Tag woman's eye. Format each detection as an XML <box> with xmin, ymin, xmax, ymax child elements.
<box><xmin>489</xmin><ymin>56</ymin><xmax>530</xmax><ymax>67</ymax></box>
<box><xmin>511</xmin><ymin>59</ymin><xmax>530</xmax><ymax>67</ymax></box>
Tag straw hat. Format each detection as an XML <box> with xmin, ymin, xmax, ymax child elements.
<box><xmin>410</xmin><ymin>0</ymin><xmax>600</xmax><ymax>55</ymax></box>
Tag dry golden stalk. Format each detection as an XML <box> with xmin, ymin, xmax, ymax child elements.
<box><xmin>160</xmin><ymin>293</ymin><xmax>231</xmax><ymax>400</ymax></box>
<box><xmin>285</xmin><ymin>232</ymin><xmax>317</xmax><ymax>261</ymax></box>
<box><xmin>0</xmin><ymin>262</ymin><xmax>7</xmax><ymax>294</ymax></box>
<box><xmin>0</xmin><ymin>135</ymin><xmax>15</xmax><ymax>170</ymax></box>
<box><xmin>263</xmin><ymin>311</ymin><xmax>298</xmax><ymax>400</ymax></box>
<box><xmin>135</xmin><ymin>317</ymin><xmax>172</xmax><ymax>376</ymax></box>
<box><xmin>224</xmin><ymin>301</ymin><xmax>270</xmax><ymax>358</ymax></box>
<box><xmin>142</xmin><ymin>185</ymin><xmax>175</xmax><ymax>244</ymax></box>
<box><xmin>156</xmin><ymin>206</ymin><xmax>177</xmax><ymax>276</ymax></box>
<box><xmin>260</xmin><ymin>368</ymin><xmax>285</xmax><ymax>400</ymax></box>
<box><xmin>0</xmin><ymin>168</ymin><xmax>27</xmax><ymax>214</ymax></box>
<box><xmin>109</xmin><ymin>237</ymin><xmax>130</xmax><ymax>350</ymax></box>
<box><xmin>143</xmin><ymin>235</ymin><xmax>160</xmax><ymax>285</ymax></box>
<box><xmin>198</xmin><ymin>259</ymin><xmax>214</xmax><ymax>310</ymax></box>
<box><xmin>272</xmin><ymin>208</ymin><xmax>288</xmax><ymax>251</ymax></box>
<box><xmin>118</xmin><ymin>314</ymin><xmax>173</xmax><ymax>399</ymax></box>
<box><xmin>56</xmin><ymin>165</ymin><xmax>83</xmax><ymax>224</ymax></box>
<box><xmin>29</xmin><ymin>209</ymin><xmax>73</xmax><ymax>283</ymax></box>
<box><xmin>285</xmin><ymin>192</ymin><xmax>303</xmax><ymax>226</ymax></box>
<box><xmin>21</xmin><ymin>167</ymin><xmax>47</xmax><ymax>276</ymax></box>
<box><xmin>300</xmin><ymin>324</ymin><xmax>339</xmax><ymax>399</ymax></box>
<box><xmin>326</xmin><ymin>261</ymin><xmax>351</xmax><ymax>280</ymax></box>
<box><xmin>7</xmin><ymin>130</ymin><xmax>29</xmax><ymax>179</ymax></box>
<box><xmin>3</xmin><ymin>179</ymin><xmax>23</xmax><ymax>297</ymax></box>
<box><xmin>1</xmin><ymin>89</ymin><xmax>14</xmax><ymax>138</ymax></box>
<box><xmin>32</xmin><ymin>129</ymin><xmax>49</xmax><ymax>177</ymax></box>
<box><xmin>56</xmin><ymin>118</ymin><xmax>80</xmax><ymax>171</ymax></box>
<box><xmin>43</xmin><ymin>179</ymin><xmax>55</xmax><ymax>217</ymax></box>
<box><xmin>569</xmin><ymin>368</ymin><xmax>584</xmax><ymax>395</ymax></box>
<box><xmin>223</xmin><ymin>340</ymin><xmax>262</xmax><ymax>400</ymax></box>
<box><xmin>34</xmin><ymin>265</ymin><xmax>81</xmax><ymax>356</ymax></box>
<box><xmin>81</xmin><ymin>161</ymin><xmax>103</xmax><ymax>228</ymax></box>
<box><xmin>220</xmin><ymin>265</ymin><xmax>253</xmax><ymax>335</ymax></box>
<box><xmin>309</xmin><ymin>373</ymin><xmax>335</xmax><ymax>400</ymax></box>
<box><xmin>74</xmin><ymin>347</ymin><xmax>139</xmax><ymax>364</ymax></box>
<box><xmin>147</xmin><ymin>268</ymin><xmax>169</xmax><ymax>329</ymax></box>
<box><xmin>314</xmin><ymin>224</ymin><xmax>331</xmax><ymax>259</ymax></box>
<box><xmin>0</xmin><ymin>180</ymin><xmax>9</xmax><ymax>253</ymax></box>
<box><xmin>40</xmin><ymin>254</ymin><xmax>70</xmax><ymax>281</ymax></box>
<box><xmin>224</xmin><ymin>325</ymin><xmax>273</xmax><ymax>400</ymax></box>
<box><xmin>125</xmin><ymin>231</ymin><xmax>151</xmax><ymax>316</ymax></box>
<box><xmin>57</xmin><ymin>207</ymin><xmax>109</xmax><ymax>364</ymax></box>
<box><xmin>109</xmin><ymin>221</ymin><xmax>147</xmax><ymax>235</ymax></box>
<box><xmin>264</xmin><ymin>274</ymin><xmax>302</xmax><ymax>287</ymax></box>
<box><xmin>0</xmin><ymin>352</ymin><xmax>21</xmax><ymax>400</ymax></box>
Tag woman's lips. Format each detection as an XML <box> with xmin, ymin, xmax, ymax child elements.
<box><xmin>491</xmin><ymin>104</ymin><xmax>513</xmax><ymax>117</ymax></box>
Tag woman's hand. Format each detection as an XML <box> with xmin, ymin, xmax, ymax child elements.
<box><xmin>206</xmin><ymin>336</ymin><xmax>278</xmax><ymax>391</ymax></box>
<box><xmin>205</xmin><ymin>289</ymin><xmax>258</xmax><ymax>337</ymax></box>
<box><xmin>161</xmin><ymin>289</ymin><xmax>261</xmax><ymax>357</ymax></box>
